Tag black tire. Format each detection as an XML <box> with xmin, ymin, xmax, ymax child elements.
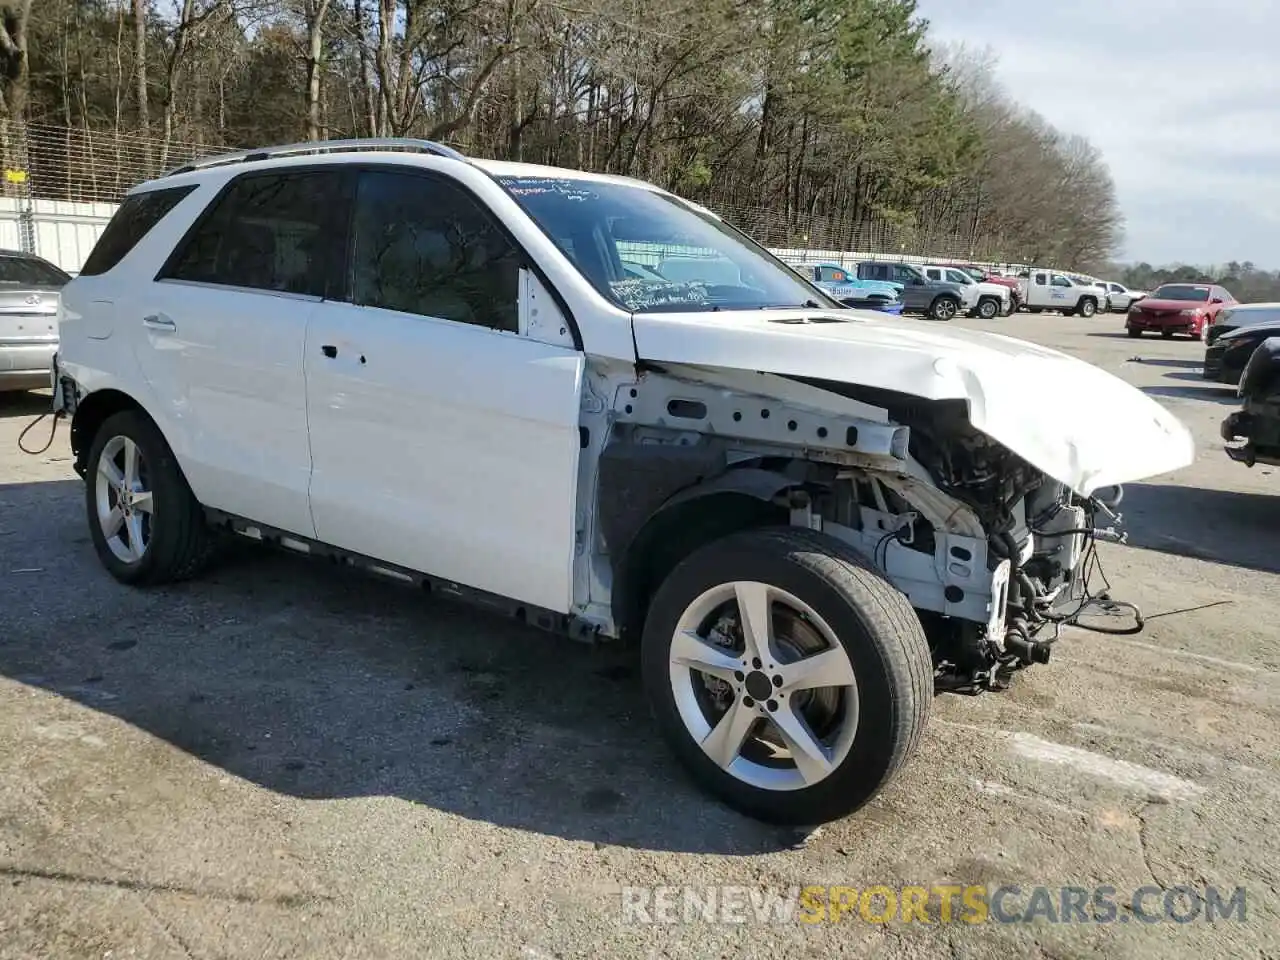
<box><xmin>1127</xmin><ymin>327</ymin><xmax>1143</xmax><ymax>338</ymax></box>
<box><xmin>975</xmin><ymin>297</ymin><xmax>1000</xmax><ymax>320</ymax></box>
<box><xmin>1028</xmin><ymin>306</ymin><xmax>1043</xmax><ymax>314</ymax></box>
<box><xmin>929</xmin><ymin>296</ymin><xmax>960</xmax><ymax>321</ymax></box>
<box><xmin>1078</xmin><ymin>298</ymin><xmax>1097</xmax><ymax>318</ymax></box>
<box><xmin>1161</xmin><ymin>329</ymin><xmax>1174</xmax><ymax>339</ymax></box>
<box><xmin>640</xmin><ymin>526</ymin><xmax>932</xmax><ymax>825</ymax></box>
<box><xmin>85</xmin><ymin>410</ymin><xmax>216</xmax><ymax>586</ymax></box>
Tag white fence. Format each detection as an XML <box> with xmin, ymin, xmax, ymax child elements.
<box><xmin>6</xmin><ymin>197</ymin><xmax>1028</xmax><ymax>277</ymax></box>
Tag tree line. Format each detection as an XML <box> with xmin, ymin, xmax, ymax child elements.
<box><xmin>3</xmin><ymin>0</ymin><xmax>1121</xmax><ymax>267</ymax></box>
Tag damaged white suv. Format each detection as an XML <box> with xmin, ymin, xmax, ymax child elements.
<box><xmin>53</xmin><ymin>139</ymin><xmax>1194</xmax><ymax>825</ymax></box>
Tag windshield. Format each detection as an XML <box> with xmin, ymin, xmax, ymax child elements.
<box><xmin>0</xmin><ymin>256</ymin><xmax>70</xmax><ymax>287</ymax></box>
<box><xmin>495</xmin><ymin>175</ymin><xmax>837</xmax><ymax>313</ymax></box>
<box><xmin>1152</xmin><ymin>284</ymin><xmax>1211</xmax><ymax>302</ymax></box>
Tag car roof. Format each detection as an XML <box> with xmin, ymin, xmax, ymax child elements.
<box><xmin>1224</xmin><ymin>301</ymin><xmax>1280</xmax><ymax>311</ymax></box>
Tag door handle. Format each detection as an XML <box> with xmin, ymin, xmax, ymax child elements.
<box><xmin>321</xmin><ymin>344</ymin><xmax>338</xmax><ymax>358</ymax></box>
<box><xmin>143</xmin><ymin>314</ymin><xmax>176</xmax><ymax>332</ymax></box>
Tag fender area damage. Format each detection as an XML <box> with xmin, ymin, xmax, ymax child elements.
<box><xmin>591</xmin><ymin>361</ymin><xmax>1136</xmax><ymax>695</ymax></box>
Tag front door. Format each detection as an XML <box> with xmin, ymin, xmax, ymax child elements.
<box><xmin>141</xmin><ymin>167</ymin><xmax>352</xmax><ymax>537</ymax></box>
<box><xmin>304</xmin><ymin>168</ymin><xmax>585</xmax><ymax>613</ymax></box>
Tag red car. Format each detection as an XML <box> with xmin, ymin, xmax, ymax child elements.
<box><xmin>1126</xmin><ymin>282</ymin><xmax>1236</xmax><ymax>339</ymax></box>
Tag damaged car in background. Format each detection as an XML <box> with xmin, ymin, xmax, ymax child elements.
<box><xmin>52</xmin><ymin>139</ymin><xmax>1196</xmax><ymax>826</ymax></box>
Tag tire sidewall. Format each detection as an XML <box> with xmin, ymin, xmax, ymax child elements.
<box><xmin>931</xmin><ymin>297</ymin><xmax>958</xmax><ymax>321</ymax></box>
<box><xmin>85</xmin><ymin>411</ymin><xmax>185</xmax><ymax>584</ymax></box>
<box><xmin>977</xmin><ymin>298</ymin><xmax>999</xmax><ymax>319</ymax></box>
<box><xmin>1080</xmin><ymin>298</ymin><xmax>1096</xmax><ymax>318</ymax></box>
<box><xmin>641</xmin><ymin>532</ymin><xmax>910</xmax><ymax>822</ymax></box>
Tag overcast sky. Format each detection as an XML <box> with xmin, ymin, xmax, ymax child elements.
<box><xmin>918</xmin><ymin>0</ymin><xmax>1276</xmax><ymax>267</ymax></box>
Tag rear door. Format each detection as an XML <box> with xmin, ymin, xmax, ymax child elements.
<box><xmin>140</xmin><ymin>167</ymin><xmax>351</xmax><ymax>536</ymax></box>
<box><xmin>304</xmin><ymin>167</ymin><xmax>584</xmax><ymax>613</ymax></box>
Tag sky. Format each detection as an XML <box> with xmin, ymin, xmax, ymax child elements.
<box><xmin>918</xmin><ymin>0</ymin><xmax>1278</xmax><ymax>267</ymax></box>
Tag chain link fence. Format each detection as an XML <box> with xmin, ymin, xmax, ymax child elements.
<box><xmin>1</xmin><ymin>121</ymin><xmax>1022</xmax><ymax>275</ymax></box>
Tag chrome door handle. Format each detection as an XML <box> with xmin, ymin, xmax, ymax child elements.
<box><xmin>143</xmin><ymin>314</ymin><xmax>176</xmax><ymax>331</ymax></box>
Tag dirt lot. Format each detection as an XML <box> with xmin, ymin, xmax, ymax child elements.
<box><xmin>1</xmin><ymin>313</ymin><xmax>1278</xmax><ymax>960</ymax></box>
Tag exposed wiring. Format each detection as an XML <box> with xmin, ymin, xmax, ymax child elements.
<box><xmin>1038</xmin><ymin>502</ymin><xmax>1144</xmax><ymax>636</ymax></box>
<box><xmin>18</xmin><ymin>410</ymin><xmax>63</xmax><ymax>456</ymax></box>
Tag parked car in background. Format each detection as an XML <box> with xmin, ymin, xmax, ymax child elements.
<box><xmin>1078</xmin><ymin>278</ymin><xmax>1113</xmax><ymax>312</ymax></box>
<box><xmin>787</xmin><ymin>262</ymin><xmax>904</xmax><ymax>313</ymax></box>
<box><xmin>0</xmin><ymin>249</ymin><xmax>71</xmax><ymax>393</ymax></box>
<box><xmin>1204</xmin><ymin>301</ymin><xmax>1280</xmax><ymax>347</ymax></box>
<box><xmin>943</xmin><ymin>264</ymin><xmax>1024</xmax><ymax>310</ymax></box>
<box><xmin>1222</xmin><ymin>336</ymin><xmax>1280</xmax><ymax>468</ymax></box>
<box><xmin>1125</xmin><ymin>282</ymin><xmax>1236</xmax><ymax>339</ymax></box>
<box><xmin>1203</xmin><ymin>314</ymin><xmax>1280</xmax><ymax>385</ymax></box>
<box><xmin>1017</xmin><ymin>268</ymin><xmax>1103</xmax><ymax>317</ymax></box>
<box><xmin>854</xmin><ymin>260</ymin><xmax>969</xmax><ymax>321</ymax></box>
<box><xmin>1103</xmin><ymin>282</ymin><xmax>1145</xmax><ymax>312</ymax></box>
<box><xmin>921</xmin><ymin>264</ymin><xmax>1011</xmax><ymax>319</ymax></box>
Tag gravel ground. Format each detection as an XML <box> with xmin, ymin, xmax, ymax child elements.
<box><xmin>1</xmin><ymin>312</ymin><xmax>1278</xmax><ymax>960</ymax></box>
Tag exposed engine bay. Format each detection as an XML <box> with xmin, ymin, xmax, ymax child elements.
<box><xmin>598</xmin><ymin>367</ymin><xmax>1144</xmax><ymax>696</ymax></box>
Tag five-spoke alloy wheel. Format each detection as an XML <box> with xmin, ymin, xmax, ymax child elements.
<box><xmin>642</xmin><ymin>527</ymin><xmax>932</xmax><ymax>825</ymax></box>
<box><xmin>85</xmin><ymin>410</ymin><xmax>216</xmax><ymax>585</ymax></box>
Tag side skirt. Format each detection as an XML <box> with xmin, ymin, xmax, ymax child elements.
<box><xmin>202</xmin><ymin>508</ymin><xmax>606</xmax><ymax>645</ymax></box>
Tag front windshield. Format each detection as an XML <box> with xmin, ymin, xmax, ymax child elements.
<box><xmin>1152</xmin><ymin>284</ymin><xmax>1211</xmax><ymax>302</ymax></box>
<box><xmin>495</xmin><ymin>175</ymin><xmax>838</xmax><ymax>313</ymax></box>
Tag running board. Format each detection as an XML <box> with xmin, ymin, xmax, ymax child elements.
<box><xmin>202</xmin><ymin>508</ymin><xmax>605</xmax><ymax>644</ymax></box>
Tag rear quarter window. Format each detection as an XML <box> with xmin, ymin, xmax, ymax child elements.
<box><xmin>79</xmin><ymin>185</ymin><xmax>198</xmax><ymax>277</ymax></box>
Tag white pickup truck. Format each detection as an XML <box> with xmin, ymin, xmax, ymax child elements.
<box><xmin>921</xmin><ymin>264</ymin><xmax>1013</xmax><ymax>320</ymax></box>
<box><xmin>1016</xmin><ymin>269</ymin><xmax>1104</xmax><ymax>318</ymax></box>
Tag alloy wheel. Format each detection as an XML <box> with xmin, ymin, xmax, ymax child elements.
<box><xmin>95</xmin><ymin>435</ymin><xmax>154</xmax><ymax>563</ymax></box>
<box><xmin>667</xmin><ymin>581</ymin><xmax>859</xmax><ymax>792</ymax></box>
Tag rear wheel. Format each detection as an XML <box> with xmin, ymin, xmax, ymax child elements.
<box><xmin>1028</xmin><ymin>306</ymin><xmax>1043</xmax><ymax>314</ymax></box>
<box><xmin>641</xmin><ymin>527</ymin><xmax>931</xmax><ymax>825</ymax></box>
<box><xmin>929</xmin><ymin>296</ymin><xmax>960</xmax><ymax>321</ymax></box>
<box><xmin>1078</xmin><ymin>298</ymin><xmax>1097</xmax><ymax>318</ymax></box>
<box><xmin>86</xmin><ymin>410</ymin><xmax>216</xmax><ymax>585</ymax></box>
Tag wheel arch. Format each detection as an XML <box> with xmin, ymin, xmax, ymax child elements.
<box><xmin>71</xmin><ymin>389</ymin><xmax>170</xmax><ymax>479</ymax></box>
<box><xmin>610</xmin><ymin>467</ymin><xmax>802</xmax><ymax>642</ymax></box>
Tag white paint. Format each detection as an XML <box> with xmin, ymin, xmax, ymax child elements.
<box><xmin>632</xmin><ymin>308</ymin><xmax>1195</xmax><ymax>496</ymax></box>
<box><xmin>969</xmin><ymin>777</ymin><xmax>1085</xmax><ymax>818</ymax></box>
<box><xmin>1100</xmin><ymin>637</ymin><xmax>1270</xmax><ymax>675</ymax></box>
<box><xmin>1008</xmin><ymin>732</ymin><xmax>1204</xmax><ymax>801</ymax></box>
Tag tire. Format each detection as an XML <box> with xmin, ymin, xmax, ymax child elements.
<box><xmin>640</xmin><ymin>526</ymin><xmax>932</xmax><ymax>825</ymax></box>
<box><xmin>1028</xmin><ymin>306</ymin><xmax>1043</xmax><ymax>314</ymax></box>
<box><xmin>975</xmin><ymin>297</ymin><xmax>1000</xmax><ymax>320</ymax></box>
<box><xmin>1078</xmin><ymin>298</ymin><xmax>1097</xmax><ymax>318</ymax></box>
<box><xmin>1161</xmin><ymin>329</ymin><xmax>1174</xmax><ymax>339</ymax></box>
<box><xmin>85</xmin><ymin>410</ymin><xmax>216</xmax><ymax>586</ymax></box>
<box><xmin>1127</xmin><ymin>327</ymin><xmax>1143</xmax><ymax>338</ymax></box>
<box><xmin>929</xmin><ymin>296</ymin><xmax>960</xmax><ymax>321</ymax></box>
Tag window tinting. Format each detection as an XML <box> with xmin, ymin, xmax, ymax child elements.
<box><xmin>161</xmin><ymin>171</ymin><xmax>348</xmax><ymax>297</ymax></box>
<box><xmin>351</xmin><ymin>171</ymin><xmax>520</xmax><ymax>332</ymax></box>
<box><xmin>0</xmin><ymin>256</ymin><xmax>71</xmax><ymax>286</ymax></box>
<box><xmin>79</xmin><ymin>185</ymin><xmax>196</xmax><ymax>277</ymax></box>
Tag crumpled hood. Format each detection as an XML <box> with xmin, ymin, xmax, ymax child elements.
<box><xmin>632</xmin><ymin>309</ymin><xmax>1195</xmax><ymax>496</ymax></box>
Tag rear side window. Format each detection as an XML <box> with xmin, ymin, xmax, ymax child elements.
<box><xmin>79</xmin><ymin>185</ymin><xmax>196</xmax><ymax>277</ymax></box>
<box><xmin>349</xmin><ymin>170</ymin><xmax>520</xmax><ymax>332</ymax></box>
<box><xmin>160</xmin><ymin>170</ymin><xmax>350</xmax><ymax>298</ymax></box>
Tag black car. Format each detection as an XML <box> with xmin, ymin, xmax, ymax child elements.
<box><xmin>1222</xmin><ymin>336</ymin><xmax>1280</xmax><ymax>468</ymax></box>
<box><xmin>1205</xmin><ymin>302</ymin><xmax>1280</xmax><ymax>347</ymax></box>
<box><xmin>1204</xmin><ymin>318</ymin><xmax>1280</xmax><ymax>384</ymax></box>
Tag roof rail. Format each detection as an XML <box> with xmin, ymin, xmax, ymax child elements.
<box><xmin>161</xmin><ymin>138</ymin><xmax>466</xmax><ymax>178</ymax></box>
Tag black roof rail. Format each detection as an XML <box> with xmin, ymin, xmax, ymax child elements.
<box><xmin>161</xmin><ymin>138</ymin><xmax>466</xmax><ymax>178</ymax></box>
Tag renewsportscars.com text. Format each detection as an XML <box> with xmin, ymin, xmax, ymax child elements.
<box><xmin>620</xmin><ymin>884</ymin><xmax>1247</xmax><ymax>926</ymax></box>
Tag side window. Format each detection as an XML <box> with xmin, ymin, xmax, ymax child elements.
<box><xmin>1051</xmin><ymin>275</ymin><xmax>1071</xmax><ymax>287</ymax></box>
<box><xmin>1034</xmin><ymin>273</ymin><xmax>1047</xmax><ymax>286</ymax></box>
<box><xmin>924</xmin><ymin>268</ymin><xmax>941</xmax><ymax>281</ymax></box>
<box><xmin>160</xmin><ymin>170</ymin><xmax>348</xmax><ymax>297</ymax></box>
<box><xmin>894</xmin><ymin>266</ymin><xmax>916</xmax><ymax>284</ymax></box>
<box><xmin>946</xmin><ymin>269</ymin><xmax>968</xmax><ymax>284</ymax></box>
<box><xmin>351</xmin><ymin>170</ymin><xmax>520</xmax><ymax>333</ymax></box>
<box><xmin>79</xmin><ymin>185</ymin><xmax>196</xmax><ymax>276</ymax></box>
<box><xmin>817</xmin><ymin>267</ymin><xmax>846</xmax><ymax>282</ymax></box>
<box><xmin>1110</xmin><ymin>283</ymin><xmax>1124</xmax><ymax>293</ymax></box>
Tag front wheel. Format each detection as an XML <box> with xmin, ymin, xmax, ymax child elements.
<box><xmin>929</xmin><ymin>296</ymin><xmax>959</xmax><ymax>321</ymax></box>
<box><xmin>1127</xmin><ymin>327</ymin><xmax>1143</xmax><ymax>338</ymax></box>
<box><xmin>641</xmin><ymin>527</ymin><xmax>932</xmax><ymax>825</ymax></box>
<box><xmin>975</xmin><ymin>297</ymin><xmax>1000</xmax><ymax>320</ymax></box>
<box><xmin>86</xmin><ymin>410</ymin><xmax>216</xmax><ymax>585</ymax></box>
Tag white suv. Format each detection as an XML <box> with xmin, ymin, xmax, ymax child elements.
<box><xmin>52</xmin><ymin>139</ymin><xmax>1194</xmax><ymax>825</ymax></box>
